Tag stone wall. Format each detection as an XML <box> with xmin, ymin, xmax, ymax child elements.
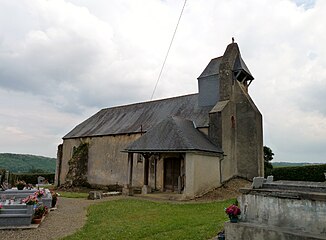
<box><xmin>184</xmin><ymin>152</ymin><xmax>220</xmax><ymax>199</ymax></box>
<box><xmin>234</xmin><ymin>80</ymin><xmax>264</xmax><ymax>179</ymax></box>
<box><xmin>60</xmin><ymin>134</ymin><xmax>145</xmax><ymax>188</ymax></box>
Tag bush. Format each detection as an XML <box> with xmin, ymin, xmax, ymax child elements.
<box><xmin>272</xmin><ymin>164</ymin><xmax>326</xmax><ymax>182</ymax></box>
<box><xmin>10</xmin><ymin>173</ymin><xmax>55</xmax><ymax>185</ymax></box>
<box><xmin>0</xmin><ymin>168</ymin><xmax>7</xmax><ymax>185</ymax></box>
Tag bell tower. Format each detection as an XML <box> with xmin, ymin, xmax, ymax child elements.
<box><xmin>205</xmin><ymin>41</ymin><xmax>264</xmax><ymax>181</ymax></box>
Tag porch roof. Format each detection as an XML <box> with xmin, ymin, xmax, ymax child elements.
<box><xmin>124</xmin><ymin>116</ymin><xmax>222</xmax><ymax>154</ymax></box>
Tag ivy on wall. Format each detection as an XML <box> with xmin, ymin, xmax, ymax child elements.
<box><xmin>64</xmin><ymin>142</ymin><xmax>89</xmax><ymax>188</ymax></box>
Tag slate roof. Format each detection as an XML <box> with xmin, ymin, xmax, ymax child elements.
<box><xmin>198</xmin><ymin>57</ymin><xmax>222</xmax><ymax>79</ymax></box>
<box><xmin>198</xmin><ymin>55</ymin><xmax>254</xmax><ymax>80</ymax></box>
<box><xmin>234</xmin><ymin>55</ymin><xmax>254</xmax><ymax>80</ymax></box>
<box><xmin>124</xmin><ymin>116</ymin><xmax>222</xmax><ymax>154</ymax></box>
<box><xmin>63</xmin><ymin>94</ymin><xmax>212</xmax><ymax>139</ymax></box>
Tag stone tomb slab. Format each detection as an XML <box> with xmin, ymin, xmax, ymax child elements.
<box><xmin>263</xmin><ymin>180</ymin><xmax>326</xmax><ymax>193</ymax></box>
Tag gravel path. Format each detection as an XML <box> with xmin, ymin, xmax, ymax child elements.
<box><xmin>0</xmin><ymin>197</ymin><xmax>115</xmax><ymax>240</ymax></box>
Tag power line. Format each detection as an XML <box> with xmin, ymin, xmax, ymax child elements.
<box><xmin>150</xmin><ymin>0</ymin><xmax>187</xmax><ymax>100</ymax></box>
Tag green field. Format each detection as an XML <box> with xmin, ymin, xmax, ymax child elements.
<box><xmin>272</xmin><ymin>162</ymin><xmax>319</xmax><ymax>168</ymax></box>
<box><xmin>64</xmin><ymin>198</ymin><xmax>232</xmax><ymax>240</ymax></box>
<box><xmin>0</xmin><ymin>153</ymin><xmax>56</xmax><ymax>173</ymax></box>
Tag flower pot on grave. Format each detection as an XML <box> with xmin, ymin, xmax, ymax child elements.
<box><xmin>229</xmin><ymin>216</ymin><xmax>239</xmax><ymax>223</ymax></box>
<box><xmin>33</xmin><ymin>218</ymin><xmax>42</xmax><ymax>224</ymax></box>
<box><xmin>51</xmin><ymin>198</ymin><xmax>57</xmax><ymax>208</ymax></box>
<box><xmin>218</xmin><ymin>235</ymin><xmax>225</xmax><ymax>240</ymax></box>
<box><xmin>217</xmin><ymin>231</ymin><xmax>225</xmax><ymax>240</ymax></box>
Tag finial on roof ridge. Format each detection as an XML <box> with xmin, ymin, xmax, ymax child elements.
<box><xmin>232</xmin><ymin>37</ymin><xmax>235</xmax><ymax>43</ymax></box>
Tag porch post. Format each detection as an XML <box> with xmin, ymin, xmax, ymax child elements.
<box><xmin>127</xmin><ymin>152</ymin><xmax>133</xmax><ymax>186</ymax></box>
<box><xmin>142</xmin><ymin>155</ymin><xmax>151</xmax><ymax>194</ymax></box>
<box><xmin>143</xmin><ymin>156</ymin><xmax>149</xmax><ymax>186</ymax></box>
<box><xmin>123</xmin><ymin>152</ymin><xmax>134</xmax><ymax>196</ymax></box>
<box><xmin>154</xmin><ymin>158</ymin><xmax>157</xmax><ymax>190</ymax></box>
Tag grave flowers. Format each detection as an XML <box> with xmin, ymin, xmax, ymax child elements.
<box><xmin>34</xmin><ymin>189</ymin><xmax>45</xmax><ymax>198</ymax></box>
<box><xmin>33</xmin><ymin>204</ymin><xmax>48</xmax><ymax>224</ymax></box>
<box><xmin>15</xmin><ymin>180</ymin><xmax>26</xmax><ymax>190</ymax></box>
<box><xmin>0</xmin><ymin>203</ymin><xmax>2</xmax><ymax>212</ymax></box>
<box><xmin>225</xmin><ymin>204</ymin><xmax>241</xmax><ymax>223</ymax></box>
<box><xmin>34</xmin><ymin>205</ymin><xmax>48</xmax><ymax>218</ymax></box>
<box><xmin>22</xmin><ymin>195</ymin><xmax>39</xmax><ymax>205</ymax></box>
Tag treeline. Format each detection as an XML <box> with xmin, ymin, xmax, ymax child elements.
<box><xmin>272</xmin><ymin>162</ymin><xmax>319</xmax><ymax>168</ymax></box>
<box><xmin>0</xmin><ymin>153</ymin><xmax>56</xmax><ymax>173</ymax></box>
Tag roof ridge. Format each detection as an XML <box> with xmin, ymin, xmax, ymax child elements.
<box><xmin>101</xmin><ymin>93</ymin><xmax>198</xmax><ymax>111</ymax></box>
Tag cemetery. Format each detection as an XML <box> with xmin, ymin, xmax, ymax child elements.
<box><xmin>0</xmin><ymin>173</ymin><xmax>55</xmax><ymax>229</ymax></box>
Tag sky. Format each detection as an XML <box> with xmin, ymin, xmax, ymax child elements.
<box><xmin>0</xmin><ymin>0</ymin><xmax>325</xmax><ymax>163</ymax></box>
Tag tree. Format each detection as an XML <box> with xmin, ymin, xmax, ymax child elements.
<box><xmin>264</xmin><ymin>145</ymin><xmax>274</xmax><ymax>177</ymax></box>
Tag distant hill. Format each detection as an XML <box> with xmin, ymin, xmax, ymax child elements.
<box><xmin>0</xmin><ymin>153</ymin><xmax>56</xmax><ymax>173</ymax></box>
<box><xmin>272</xmin><ymin>162</ymin><xmax>323</xmax><ymax>168</ymax></box>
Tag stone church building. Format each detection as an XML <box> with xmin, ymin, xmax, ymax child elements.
<box><xmin>55</xmin><ymin>42</ymin><xmax>263</xmax><ymax>199</ymax></box>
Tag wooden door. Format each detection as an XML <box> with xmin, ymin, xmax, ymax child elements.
<box><xmin>164</xmin><ymin>158</ymin><xmax>181</xmax><ymax>191</ymax></box>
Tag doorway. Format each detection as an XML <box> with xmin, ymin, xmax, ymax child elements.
<box><xmin>164</xmin><ymin>157</ymin><xmax>181</xmax><ymax>191</ymax></box>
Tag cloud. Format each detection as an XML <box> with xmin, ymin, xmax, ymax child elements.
<box><xmin>0</xmin><ymin>0</ymin><xmax>118</xmax><ymax>112</ymax></box>
<box><xmin>0</xmin><ymin>0</ymin><xmax>325</xmax><ymax>162</ymax></box>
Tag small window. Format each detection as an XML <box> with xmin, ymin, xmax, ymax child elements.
<box><xmin>231</xmin><ymin>116</ymin><xmax>235</xmax><ymax>128</ymax></box>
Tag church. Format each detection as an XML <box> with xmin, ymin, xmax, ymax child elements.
<box><xmin>55</xmin><ymin>42</ymin><xmax>264</xmax><ymax>199</ymax></box>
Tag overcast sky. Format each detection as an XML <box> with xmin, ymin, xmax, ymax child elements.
<box><xmin>0</xmin><ymin>0</ymin><xmax>325</xmax><ymax>163</ymax></box>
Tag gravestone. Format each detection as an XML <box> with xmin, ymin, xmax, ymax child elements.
<box><xmin>252</xmin><ymin>177</ymin><xmax>264</xmax><ymax>189</ymax></box>
<box><xmin>88</xmin><ymin>191</ymin><xmax>102</xmax><ymax>200</ymax></box>
<box><xmin>266</xmin><ymin>176</ymin><xmax>273</xmax><ymax>183</ymax></box>
<box><xmin>38</xmin><ymin>176</ymin><xmax>45</xmax><ymax>185</ymax></box>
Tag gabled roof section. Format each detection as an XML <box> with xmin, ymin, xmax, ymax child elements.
<box><xmin>198</xmin><ymin>56</ymin><xmax>223</xmax><ymax>79</ymax></box>
<box><xmin>63</xmin><ymin>94</ymin><xmax>212</xmax><ymax>139</ymax></box>
<box><xmin>233</xmin><ymin>55</ymin><xmax>254</xmax><ymax>80</ymax></box>
<box><xmin>124</xmin><ymin>116</ymin><xmax>222</xmax><ymax>154</ymax></box>
<box><xmin>198</xmin><ymin>51</ymin><xmax>254</xmax><ymax>81</ymax></box>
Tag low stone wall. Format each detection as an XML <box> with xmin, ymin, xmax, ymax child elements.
<box><xmin>225</xmin><ymin>222</ymin><xmax>325</xmax><ymax>240</ymax></box>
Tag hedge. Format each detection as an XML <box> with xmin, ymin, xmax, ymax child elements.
<box><xmin>10</xmin><ymin>173</ymin><xmax>55</xmax><ymax>185</ymax></box>
<box><xmin>271</xmin><ymin>164</ymin><xmax>326</xmax><ymax>182</ymax></box>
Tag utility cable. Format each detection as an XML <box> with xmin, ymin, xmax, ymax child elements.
<box><xmin>150</xmin><ymin>0</ymin><xmax>187</xmax><ymax>100</ymax></box>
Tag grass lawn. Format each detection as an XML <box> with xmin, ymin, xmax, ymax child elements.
<box><xmin>57</xmin><ymin>192</ymin><xmax>89</xmax><ymax>198</ymax></box>
<box><xmin>64</xmin><ymin>198</ymin><xmax>234</xmax><ymax>240</ymax></box>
